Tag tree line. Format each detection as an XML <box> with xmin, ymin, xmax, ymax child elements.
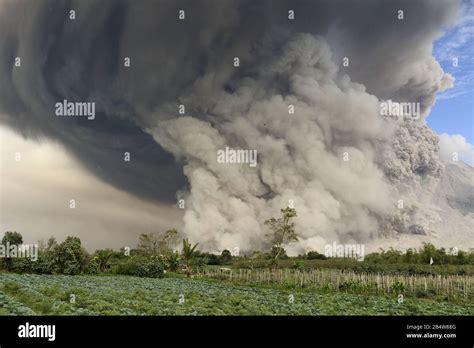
<box><xmin>1</xmin><ymin>207</ymin><xmax>472</xmax><ymax>278</ymax></box>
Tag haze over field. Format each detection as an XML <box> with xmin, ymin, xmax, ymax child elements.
<box><xmin>0</xmin><ymin>0</ymin><xmax>472</xmax><ymax>253</ymax></box>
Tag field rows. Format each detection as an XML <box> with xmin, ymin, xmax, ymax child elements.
<box><xmin>202</xmin><ymin>268</ymin><xmax>473</xmax><ymax>299</ymax></box>
<box><xmin>0</xmin><ymin>273</ymin><xmax>473</xmax><ymax>315</ymax></box>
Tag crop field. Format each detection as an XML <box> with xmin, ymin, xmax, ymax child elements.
<box><xmin>0</xmin><ymin>273</ymin><xmax>472</xmax><ymax>316</ymax></box>
<box><xmin>201</xmin><ymin>268</ymin><xmax>473</xmax><ymax>299</ymax></box>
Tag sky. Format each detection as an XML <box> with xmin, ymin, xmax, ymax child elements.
<box><xmin>430</xmin><ymin>0</ymin><xmax>473</xmax><ymax>164</ymax></box>
<box><xmin>0</xmin><ymin>0</ymin><xmax>472</xmax><ymax>253</ymax></box>
<box><xmin>0</xmin><ymin>125</ymin><xmax>183</xmax><ymax>250</ymax></box>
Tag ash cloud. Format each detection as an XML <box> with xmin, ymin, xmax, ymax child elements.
<box><xmin>0</xmin><ymin>0</ymin><xmax>463</xmax><ymax>252</ymax></box>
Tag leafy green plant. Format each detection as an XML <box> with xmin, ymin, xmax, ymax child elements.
<box><xmin>264</xmin><ymin>207</ymin><xmax>298</xmax><ymax>264</ymax></box>
<box><xmin>391</xmin><ymin>281</ymin><xmax>405</xmax><ymax>294</ymax></box>
<box><xmin>164</xmin><ymin>252</ymin><xmax>181</xmax><ymax>272</ymax></box>
<box><xmin>52</xmin><ymin>237</ymin><xmax>88</xmax><ymax>275</ymax></box>
<box><xmin>181</xmin><ymin>239</ymin><xmax>199</xmax><ymax>277</ymax></box>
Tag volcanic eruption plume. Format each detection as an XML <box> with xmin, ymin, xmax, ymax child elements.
<box><xmin>0</xmin><ymin>0</ymin><xmax>466</xmax><ymax>253</ymax></box>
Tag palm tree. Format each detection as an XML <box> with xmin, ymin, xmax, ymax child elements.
<box><xmin>181</xmin><ymin>238</ymin><xmax>199</xmax><ymax>277</ymax></box>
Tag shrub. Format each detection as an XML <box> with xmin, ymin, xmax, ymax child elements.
<box><xmin>303</xmin><ymin>251</ymin><xmax>327</xmax><ymax>260</ymax></box>
<box><xmin>220</xmin><ymin>250</ymin><xmax>232</xmax><ymax>265</ymax></box>
<box><xmin>6</xmin><ymin>252</ymin><xmax>55</xmax><ymax>274</ymax></box>
<box><xmin>291</xmin><ymin>261</ymin><xmax>306</xmax><ymax>271</ymax></box>
<box><xmin>1</xmin><ymin>231</ymin><xmax>23</xmax><ymax>271</ymax></box>
<box><xmin>53</xmin><ymin>237</ymin><xmax>88</xmax><ymax>275</ymax></box>
<box><xmin>164</xmin><ymin>252</ymin><xmax>181</xmax><ymax>272</ymax></box>
<box><xmin>112</xmin><ymin>256</ymin><xmax>164</xmax><ymax>278</ymax></box>
<box><xmin>390</xmin><ymin>281</ymin><xmax>405</xmax><ymax>294</ymax></box>
<box><xmin>86</xmin><ymin>257</ymin><xmax>100</xmax><ymax>274</ymax></box>
<box><xmin>339</xmin><ymin>280</ymin><xmax>364</xmax><ymax>292</ymax></box>
<box><xmin>142</xmin><ymin>257</ymin><xmax>164</xmax><ymax>278</ymax></box>
<box><xmin>270</xmin><ymin>246</ymin><xmax>288</xmax><ymax>259</ymax></box>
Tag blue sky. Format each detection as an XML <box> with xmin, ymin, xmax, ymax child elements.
<box><xmin>430</xmin><ymin>0</ymin><xmax>473</xmax><ymax>145</ymax></box>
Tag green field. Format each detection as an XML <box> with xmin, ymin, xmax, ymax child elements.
<box><xmin>0</xmin><ymin>273</ymin><xmax>472</xmax><ymax>315</ymax></box>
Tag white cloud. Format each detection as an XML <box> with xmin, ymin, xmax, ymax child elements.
<box><xmin>438</xmin><ymin>133</ymin><xmax>474</xmax><ymax>165</ymax></box>
<box><xmin>434</xmin><ymin>1</ymin><xmax>474</xmax><ymax>100</ymax></box>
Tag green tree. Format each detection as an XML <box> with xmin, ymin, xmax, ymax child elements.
<box><xmin>181</xmin><ymin>238</ymin><xmax>199</xmax><ymax>277</ymax></box>
<box><xmin>1</xmin><ymin>231</ymin><xmax>23</xmax><ymax>271</ymax></box>
<box><xmin>94</xmin><ymin>249</ymin><xmax>113</xmax><ymax>272</ymax></box>
<box><xmin>137</xmin><ymin>229</ymin><xmax>180</xmax><ymax>256</ymax></box>
<box><xmin>264</xmin><ymin>207</ymin><xmax>298</xmax><ymax>262</ymax></box>
<box><xmin>220</xmin><ymin>249</ymin><xmax>232</xmax><ymax>265</ymax></box>
<box><xmin>161</xmin><ymin>229</ymin><xmax>180</xmax><ymax>252</ymax></box>
<box><xmin>53</xmin><ymin>236</ymin><xmax>88</xmax><ymax>275</ymax></box>
<box><xmin>45</xmin><ymin>237</ymin><xmax>58</xmax><ymax>251</ymax></box>
<box><xmin>270</xmin><ymin>246</ymin><xmax>288</xmax><ymax>259</ymax></box>
<box><xmin>304</xmin><ymin>251</ymin><xmax>327</xmax><ymax>260</ymax></box>
<box><xmin>1</xmin><ymin>231</ymin><xmax>23</xmax><ymax>246</ymax></box>
<box><xmin>164</xmin><ymin>252</ymin><xmax>181</xmax><ymax>272</ymax></box>
<box><xmin>419</xmin><ymin>243</ymin><xmax>437</xmax><ymax>264</ymax></box>
<box><xmin>137</xmin><ymin>233</ymin><xmax>160</xmax><ymax>256</ymax></box>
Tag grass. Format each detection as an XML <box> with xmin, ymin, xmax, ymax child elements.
<box><xmin>0</xmin><ymin>272</ymin><xmax>472</xmax><ymax>315</ymax></box>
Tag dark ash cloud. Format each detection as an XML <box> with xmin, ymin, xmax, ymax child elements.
<box><xmin>0</xmin><ymin>0</ymin><xmax>465</xmax><ymax>252</ymax></box>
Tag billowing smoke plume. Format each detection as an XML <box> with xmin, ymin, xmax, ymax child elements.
<box><xmin>153</xmin><ymin>34</ymin><xmax>398</xmax><ymax>252</ymax></box>
<box><xmin>0</xmin><ymin>0</ymin><xmax>463</xmax><ymax>253</ymax></box>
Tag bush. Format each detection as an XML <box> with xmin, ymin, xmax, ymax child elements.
<box><xmin>270</xmin><ymin>246</ymin><xmax>288</xmax><ymax>259</ymax></box>
<box><xmin>53</xmin><ymin>237</ymin><xmax>88</xmax><ymax>275</ymax></box>
<box><xmin>1</xmin><ymin>231</ymin><xmax>24</xmax><ymax>271</ymax></box>
<box><xmin>163</xmin><ymin>252</ymin><xmax>181</xmax><ymax>272</ymax></box>
<box><xmin>86</xmin><ymin>257</ymin><xmax>100</xmax><ymax>274</ymax></box>
<box><xmin>112</xmin><ymin>256</ymin><xmax>164</xmax><ymax>278</ymax></box>
<box><xmin>32</xmin><ymin>255</ymin><xmax>55</xmax><ymax>274</ymax></box>
<box><xmin>303</xmin><ymin>251</ymin><xmax>327</xmax><ymax>260</ymax></box>
<box><xmin>9</xmin><ymin>258</ymin><xmax>34</xmax><ymax>273</ymax></box>
<box><xmin>291</xmin><ymin>260</ymin><xmax>306</xmax><ymax>271</ymax></box>
<box><xmin>220</xmin><ymin>250</ymin><xmax>232</xmax><ymax>265</ymax></box>
<box><xmin>140</xmin><ymin>258</ymin><xmax>164</xmax><ymax>278</ymax></box>
<box><xmin>7</xmin><ymin>253</ymin><xmax>55</xmax><ymax>274</ymax></box>
<box><xmin>390</xmin><ymin>281</ymin><xmax>405</xmax><ymax>294</ymax></box>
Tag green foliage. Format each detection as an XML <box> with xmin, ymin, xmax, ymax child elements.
<box><xmin>391</xmin><ymin>281</ymin><xmax>405</xmax><ymax>294</ymax></box>
<box><xmin>181</xmin><ymin>238</ymin><xmax>199</xmax><ymax>277</ymax></box>
<box><xmin>1</xmin><ymin>234</ymin><xmax>55</xmax><ymax>274</ymax></box>
<box><xmin>2</xmin><ymin>229</ymin><xmax>472</xmax><ymax>280</ymax></box>
<box><xmin>0</xmin><ymin>274</ymin><xmax>471</xmax><ymax>316</ymax></box>
<box><xmin>112</xmin><ymin>256</ymin><xmax>164</xmax><ymax>278</ymax></box>
<box><xmin>1</xmin><ymin>231</ymin><xmax>23</xmax><ymax>245</ymax></box>
<box><xmin>52</xmin><ymin>237</ymin><xmax>88</xmax><ymax>275</ymax></box>
<box><xmin>86</xmin><ymin>258</ymin><xmax>100</xmax><ymax>274</ymax></box>
<box><xmin>137</xmin><ymin>257</ymin><xmax>164</xmax><ymax>278</ymax></box>
<box><xmin>1</xmin><ymin>231</ymin><xmax>24</xmax><ymax>271</ymax></box>
<box><xmin>93</xmin><ymin>249</ymin><xmax>113</xmax><ymax>272</ymax></box>
<box><xmin>163</xmin><ymin>252</ymin><xmax>181</xmax><ymax>272</ymax></box>
<box><xmin>270</xmin><ymin>246</ymin><xmax>288</xmax><ymax>260</ymax></box>
<box><xmin>339</xmin><ymin>280</ymin><xmax>366</xmax><ymax>293</ymax></box>
<box><xmin>364</xmin><ymin>243</ymin><xmax>473</xmax><ymax>266</ymax></box>
<box><xmin>264</xmin><ymin>207</ymin><xmax>298</xmax><ymax>263</ymax></box>
<box><xmin>136</xmin><ymin>229</ymin><xmax>180</xmax><ymax>256</ymax></box>
<box><xmin>204</xmin><ymin>253</ymin><xmax>221</xmax><ymax>265</ymax></box>
<box><xmin>302</xmin><ymin>251</ymin><xmax>327</xmax><ymax>260</ymax></box>
<box><xmin>290</xmin><ymin>260</ymin><xmax>306</xmax><ymax>271</ymax></box>
<box><xmin>220</xmin><ymin>249</ymin><xmax>232</xmax><ymax>265</ymax></box>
